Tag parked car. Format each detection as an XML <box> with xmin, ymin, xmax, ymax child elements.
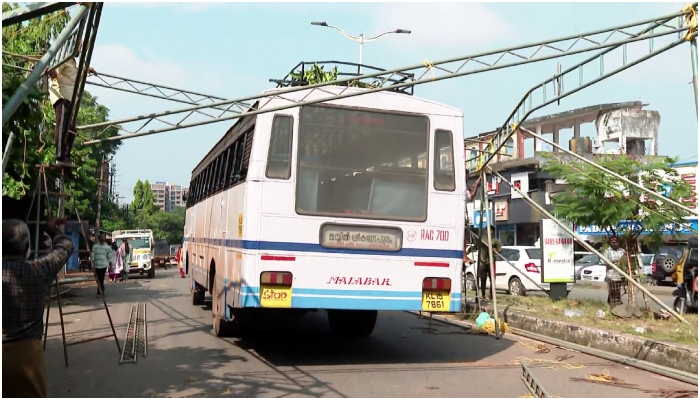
<box><xmin>651</xmin><ymin>242</ymin><xmax>689</xmax><ymax>285</ymax></box>
<box><xmin>581</xmin><ymin>253</ymin><xmax>656</xmax><ymax>283</ymax></box>
<box><xmin>580</xmin><ymin>264</ymin><xmax>607</xmax><ymax>282</ymax></box>
<box><xmin>464</xmin><ymin>245</ymin><xmax>573</xmax><ymax>296</ymax></box>
<box><xmin>575</xmin><ymin>253</ymin><xmax>602</xmax><ymax>280</ymax></box>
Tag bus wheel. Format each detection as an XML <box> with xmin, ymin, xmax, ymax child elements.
<box><xmin>327</xmin><ymin>310</ymin><xmax>377</xmax><ymax>337</ymax></box>
<box><xmin>212</xmin><ymin>284</ymin><xmax>235</xmax><ymax>337</ymax></box>
<box><xmin>147</xmin><ymin>268</ymin><xmax>155</xmax><ymax>279</ymax></box>
<box><xmin>191</xmin><ymin>284</ymin><xmax>205</xmax><ymax>306</ymax></box>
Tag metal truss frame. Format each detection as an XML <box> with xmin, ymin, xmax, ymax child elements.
<box><xmin>2</xmin><ymin>4</ymin><xmax>88</xmax><ymax>127</ymax></box>
<box><xmin>472</xmin><ymin>4</ymin><xmax>698</xmax><ymax>174</ymax></box>
<box><xmin>2</xmin><ymin>2</ymin><xmax>69</xmax><ymax>27</ymax></box>
<box><xmin>81</xmin><ymin>7</ymin><xmax>695</xmax><ymax>144</ymax></box>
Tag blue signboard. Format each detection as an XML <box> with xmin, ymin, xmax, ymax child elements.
<box><xmin>576</xmin><ymin>217</ymin><xmax>698</xmax><ymax>236</ymax></box>
<box><xmin>473</xmin><ymin>210</ymin><xmax>494</xmax><ymax>228</ymax></box>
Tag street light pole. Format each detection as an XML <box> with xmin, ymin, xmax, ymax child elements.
<box><xmin>311</xmin><ymin>22</ymin><xmax>411</xmax><ymax>74</ymax></box>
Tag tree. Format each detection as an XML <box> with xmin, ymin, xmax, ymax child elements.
<box><xmin>130</xmin><ymin>180</ymin><xmax>157</xmax><ymax>227</ymax></box>
<box><xmin>2</xmin><ymin>3</ymin><xmax>121</xmax><ymax>224</ymax></box>
<box><xmin>544</xmin><ymin>154</ymin><xmax>693</xmax><ymax>307</ymax></box>
<box><xmin>147</xmin><ymin>206</ymin><xmax>186</xmax><ymax>244</ymax></box>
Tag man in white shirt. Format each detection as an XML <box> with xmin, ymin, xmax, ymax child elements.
<box><xmin>603</xmin><ymin>237</ymin><xmax>626</xmax><ymax>306</ymax></box>
<box><xmin>46</xmin><ymin>47</ymin><xmax>95</xmax><ymax>167</ymax></box>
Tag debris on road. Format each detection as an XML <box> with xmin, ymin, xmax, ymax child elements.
<box><xmin>570</xmin><ymin>370</ymin><xmax>640</xmax><ymax>390</ymax></box>
<box><xmin>642</xmin><ymin>389</ymin><xmax>699</xmax><ymax>398</ymax></box>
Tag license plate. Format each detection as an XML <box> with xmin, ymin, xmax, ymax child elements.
<box><xmin>422</xmin><ymin>291</ymin><xmax>450</xmax><ymax>312</ymax></box>
<box><xmin>160</xmin><ymin>260</ymin><xmax>164</xmax><ymax>264</ymax></box>
<box><xmin>260</xmin><ymin>285</ymin><xmax>292</xmax><ymax>308</ymax></box>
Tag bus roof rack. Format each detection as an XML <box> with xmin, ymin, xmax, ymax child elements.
<box><xmin>270</xmin><ymin>61</ymin><xmax>416</xmax><ymax>96</ymax></box>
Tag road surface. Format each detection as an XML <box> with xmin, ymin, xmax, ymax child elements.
<box><xmin>44</xmin><ymin>269</ymin><xmax>694</xmax><ymax>398</ymax></box>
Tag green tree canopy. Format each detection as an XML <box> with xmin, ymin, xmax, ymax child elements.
<box><xmin>544</xmin><ymin>154</ymin><xmax>693</xmax><ymax>252</ymax></box>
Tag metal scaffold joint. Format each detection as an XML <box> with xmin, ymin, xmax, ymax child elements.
<box><xmin>78</xmin><ymin>6</ymin><xmax>696</xmax><ymax>145</ymax></box>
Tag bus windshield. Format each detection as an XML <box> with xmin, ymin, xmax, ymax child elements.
<box><xmin>296</xmin><ymin>105</ymin><xmax>430</xmax><ymax>222</ymax></box>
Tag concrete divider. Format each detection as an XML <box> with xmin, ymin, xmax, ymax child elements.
<box><xmin>421</xmin><ymin>304</ymin><xmax>697</xmax><ymax>375</ymax></box>
<box><xmin>498</xmin><ymin>309</ymin><xmax>698</xmax><ymax>374</ymax></box>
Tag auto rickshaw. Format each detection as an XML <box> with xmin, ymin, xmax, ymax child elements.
<box><xmin>672</xmin><ymin>235</ymin><xmax>698</xmax><ymax>314</ymax></box>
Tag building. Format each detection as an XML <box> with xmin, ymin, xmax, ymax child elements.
<box><xmin>465</xmin><ymin>101</ymin><xmax>662</xmax><ymax>246</ymax></box>
<box><xmin>150</xmin><ymin>181</ymin><xmax>188</xmax><ymax>212</ymax></box>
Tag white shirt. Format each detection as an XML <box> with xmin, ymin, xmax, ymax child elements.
<box><xmin>49</xmin><ymin>58</ymin><xmax>78</xmax><ymax>105</ymax></box>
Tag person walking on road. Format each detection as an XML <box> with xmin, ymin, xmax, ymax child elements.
<box><xmin>119</xmin><ymin>238</ymin><xmax>131</xmax><ymax>282</ymax></box>
<box><xmin>108</xmin><ymin>242</ymin><xmax>123</xmax><ymax>283</ymax></box>
<box><xmin>2</xmin><ymin>217</ymin><xmax>74</xmax><ymax>398</ymax></box>
<box><xmin>176</xmin><ymin>245</ymin><xmax>186</xmax><ymax>278</ymax></box>
<box><xmin>91</xmin><ymin>233</ymin><xmax>111</xmax><ymax>297</ymax></box>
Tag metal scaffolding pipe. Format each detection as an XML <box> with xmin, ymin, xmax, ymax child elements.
<box><xmin>486</xmin><ymin>166</ymin><xmax>690</xmax><ymax>325</ymax></box>
<box><xmin>1</xmin><ymin>4</ymin><xmax>89</xmax><ymax>128</ymax></box>
<box><xmin>691</xmin><ymin>38</ymin><xmax>698</xmax><ymax>116</ymax></box>
<box><xmin>79</xmin><ymin>9</ymin><xmax>693</xmax><ymax>144</ymax></box>
<box><xmin>476</xmin><ymin>13</ymin><xmax>697</xmax><ymax>174</ymax></box>
<box><xmin>2</xmin><ymin>2</ymin><xmax>67</xmax><ymax>27</ymax></box>
<box><xmin>520</xmin><ymin>126</ymin><xmax>698</xmax><ymax>216</ymax></box>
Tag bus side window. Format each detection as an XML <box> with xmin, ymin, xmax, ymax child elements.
<box><xmin>265</xmin><ymin>115</ymin><xmax>294</xmax><ymax>180</ymax></box>
<box><xmin>434</xmin><ymin>129</ymin><xmax>455</xmax><ymax>191</ymax></box>
<box><xmin>227</xmin><ymin>141</ymin><xmax>239</xmax><ymax>187</ymax></box>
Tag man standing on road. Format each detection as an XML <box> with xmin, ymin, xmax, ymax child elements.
<box><xmin>91</xmin><ymin>233</ymin><xmax>111</xmax><ymax>297</ymax></box>
<box><xmin>477</xmin><ymin>227</ymin><xmax>501</xmax><ymax>300</ymax></box>
<box><xmin>604</xmin><ymin>237</ymin><xmax>626</xmax><ymax>306</ymax></box>
<box><xmin>176</xmin><ymin>245</ymin><xmax>186</xmax><ymax>278</ymax></box>
<box><xmin>2</xmin><ymin>217</ymin><xmax>74</xmax><ymax>398</ymax></box>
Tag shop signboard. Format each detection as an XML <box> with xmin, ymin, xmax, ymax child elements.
<box><xmin>576</xmin><ymin>217</ymin><xmax>698</xmax><ymax>236</ymax></box>
<box><xmin>540</xmin><ymin>218</ymin><xmax>575</xmax><ymax>284</ymax></box>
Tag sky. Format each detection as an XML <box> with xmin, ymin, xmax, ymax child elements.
<box><xmin>78</xmin><ymin>1</ymin><xmax>699</xmax><ymax>203</ymax></box>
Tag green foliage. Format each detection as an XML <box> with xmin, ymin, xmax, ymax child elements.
<box><xmin>146</xmin><ymin>207</ymin><xmax>186</xmax><ymax>244</ymax></box>
<box><xmin>290</xmin><ymin>63</ymin><xmax>373</xmax><ymax>88</ymax></box>
<box><xmin>544</xmin><ymin>154</ymin><xmax>693</xmax><ymax>251</ymax></box>
<box><xmin>290</xmin><ymin>63</ymin><xmax>339</xmax><ymax>84</ymax></box>
<box><xmin>2</xmin><ymin>2</ymin><xmax>122</xmax><ymax>226</ymax></box>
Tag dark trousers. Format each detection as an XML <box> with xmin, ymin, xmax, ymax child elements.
<box><xmin>478</xmin><ymin>264</ymin><xmax>492</xmax><ymax>298</ymax></box>
<box><xmin>95</xmin><ymin>267</ymin><xmax>107</xmax><ymax>295</ymax></box>
<box><xmin>53</xmin><ymin>99</ymin><xmax>76</xmax><ymax>162</ymax></box>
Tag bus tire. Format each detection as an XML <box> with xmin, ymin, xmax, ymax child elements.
<box><xmin>327</xmin><ymin>310</ymin><xmax>377</xmax><ymax>337</ymax></box>
<box><xmin>191</xmin><ymin>285</ymin><xmax>205</xmax><ymax>306</ymax></box>
<box><xmin>212</xmin><ymin>284</ymin><xmax>235</xmax><ymax>337</ymax></box>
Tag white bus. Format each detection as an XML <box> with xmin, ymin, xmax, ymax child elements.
<box><xmin>183</xmin><ymin>85</ymin><xmax>466</xmax><ymax>337</ymax></box>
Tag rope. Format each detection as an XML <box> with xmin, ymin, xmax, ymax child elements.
<box><xmin>684</xmin><ymin>3</ymin><xmax>698</xmax><ymax>41</ymax></box>
<box><xmin>422</xmin><ymin>59</ymin><xmax>436</xmax><ymax>81</ymax></box>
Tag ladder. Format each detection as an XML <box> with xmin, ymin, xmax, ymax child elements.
<box><xmin>26</xmin><ymin>164</ymin><xmax>121</xmax><ymax>366</ymax></box>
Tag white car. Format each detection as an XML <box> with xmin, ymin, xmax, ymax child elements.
<box><xmin>464</xmin><ymin>245</ymin><xmax>574</xmax><ymax>296</ymax></box>
<box><xmin>579</xmin><ymin>264</ymin><xmax>607</xmax><ymax>282</ymax></box>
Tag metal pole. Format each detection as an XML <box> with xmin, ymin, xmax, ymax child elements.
<box><xmin>2</xmin><ymin>131</ymin><xmax>15</xmax><ymax>176</ymax></box>
<box><xmin>487</xmin><ymin>166</ymin><xmax>691</xmax><ymax>324</ymax></box>
<box><xmin>521</xmin><ymin>127</ymin><xmax>698</xmax><ymax>216</ymax></box>
<box><xmin>359</xmin><ymin>37</ymin><xmax>364</xmax><ymax>74</ymax></box>
<box><xmin>482</xmin><ymin>170</ymin><xmax>502</xmax><ymax>339</ymax></box>
<box><xmin>2</xmin><ymin>2</ymin><xmax>65</xmax><ymax>27</ymax></box>
<box><xmin>1</xmin><ymin>4</ymin><xmax>88</xmax><ymax>128</ymax></box>
<box><xmin>95</xmin><ymin>157</ymin><xmax>105</xmax><ymax>232</ymax></box>
<box><xmin>691</xmin><ymin>38</ymin><xmax>698</xmax><ymax>116</ymax></box>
